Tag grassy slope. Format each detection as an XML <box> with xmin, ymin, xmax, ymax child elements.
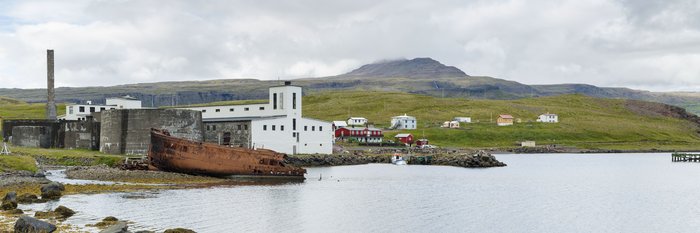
<box><xmin>0</xmin><ymin>156</ymin><xmax>37</xmax><ymax>173</ymax></box>
<box><xmin>303</xmin><ymin>91</ymin><xmax>700</xmax><ymax>150</ymax></box>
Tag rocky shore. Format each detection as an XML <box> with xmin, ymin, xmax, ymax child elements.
<box><xmin>286</xmin><ymin>150</ymin><xmax>506</xmax><ymax>168</ymax></box>
<box><xmin>65</xmin><ymin>165</ymin><xmax>224</xmax><ymax>184</ymax></box>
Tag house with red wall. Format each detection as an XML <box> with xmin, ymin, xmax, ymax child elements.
<box><xmin>394</xmin><ymin>133</ymin><xmax>414</xmax><ymax>145</ymax></box>
<box><xmin>335</xmin><ymin>127</ymin><xmax>384</xmax><ymax>143</ymax></box>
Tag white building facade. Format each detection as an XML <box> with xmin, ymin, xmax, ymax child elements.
<box><xmin>347</xmin><ymin>117</ymin><xmax>368</xmax><ymax>126</ymax></box>
<box><xmin>184</xmin><ymin>82</ymin><xmax>333</xmax><ymax>155</ymax></box>
<box><xmin>453</xmin><ymin>117</ymin><xmax>472</xmax><ymax>123</ymax></box>
<box><xmin>391</xmin><ymin>114</ymin><xmax>417</xmax><ymax>130</ymax></box>
<box><xmin>537</xmin><ymin>113</ymin><xmax>559</xmax><ymax>123</ymax></box>
<box><xmin>62</xmin><ymin>96</ymin><xmax>143</xmax><ymax>121</ymax></box>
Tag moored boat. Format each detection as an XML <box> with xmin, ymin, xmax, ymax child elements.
<box><xmin>391</xmin><ymin>153</ymin><xmax>407</xmax><ymax>165</ymax></box>
<box><xmin>148</xmin><ymin>128</ymin><xmax>306</xmax><ymax>178</ymax></box>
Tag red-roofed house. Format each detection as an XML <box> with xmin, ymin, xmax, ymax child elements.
<box><xmin>394</xmin><ymin>133</ymin><xmax>414</xmax><ymax>145</ymax></box>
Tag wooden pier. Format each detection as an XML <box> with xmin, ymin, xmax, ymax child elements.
<box><xmin>672</xmin><ymin>153</ymin><xmax>700</xmax><ymax>162</ymax></box>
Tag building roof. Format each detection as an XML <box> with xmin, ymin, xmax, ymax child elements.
<box><xmin>333</xmin><ymin>121</ymin><xmax>348</xmax><ymax>126</ymax></box>
<box><xmin>348</xmin><ymin>117</ymin><xmax>367</xmax><ymax>120</ymax></box>
<box><xmin>392</xmin><ymin>114</ymin><xmax>415</xmax><ymax>119</ymax></box>
<box><xmin>395</xmin><ymin>133</ymin><xmax>412</xmax><ymax>138</ymax></box>
<box><xmin>107</xmin><ymin>95</ymin><xmax>139</xmax><ymax>100</ymax></box>
<box><xmin>540</xmin><ymin>113</ymin><xmax>558</xmax><ymax>116</ymax></box>
<box><xmin>499</xmin><ymin>115</ymin><xmax>514</xmax><ymax>119</ymax></box>
<box><xmin>202</xmin><ymin>115</ymin><xmax>286</xmax><ymax>122</ymax></box>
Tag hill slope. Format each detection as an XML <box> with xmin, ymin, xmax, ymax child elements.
<box><xmin>303</xmin><ymin>91</ymin><xmax>700</xmax><ymax>150</ymax></box>
<box><xmin>0</xmin><ymin>57</ymin><xmax>698</xmax><ymax>115</ymax></box>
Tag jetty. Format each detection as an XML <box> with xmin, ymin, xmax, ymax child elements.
<box><xmin>671</xmin><ymin>152</ymin><xmax>700</xmax><ymax>162</ymax></box>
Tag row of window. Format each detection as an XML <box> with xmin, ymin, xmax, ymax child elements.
<box><xmin>347</xmin><ymin>131</ymin><xmax>382</xmax><ymax>136</ymax></box>
<box><xmin>75</xmin><ymin>106</ymin><xmax>115</xmax><ymax>113</ymax></box>
<box><xmin>202</xmin><ymin>107</ymin><xmax>262</xmax><ymax>113</ymax></box>
<box><xmin>263</xmin><ymin>125</ymin><xmax>323</xmax><ymax>132</ymax></box>
<box><xmin>206</xmin><ymin>125</ymin><xmax>249</xmax><ymax>131</ymax></box>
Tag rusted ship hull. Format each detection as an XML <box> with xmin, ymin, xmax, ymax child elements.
<box><xmin>148</xmin><ymin>129</ymin><xmax>306</xmax><ymax>178</ymax></box>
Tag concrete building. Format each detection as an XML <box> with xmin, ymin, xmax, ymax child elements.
<box><xmin>390</xmin><ymin>114</ymin><xmax>417</xmax><ymax>130</ymax></box>
<box><xmin>347</xmin><ymin>117</ymin><xmax>368</xmax><ymax>127</ymax></box>
<box><xmin>537</xmin><ymin>113</ymin><xmax>559</xmax><ymax>123</ymax></box>
<box><xmin>100</xmin><ymin>109</ymin><xmax>203</xmax><ymax>155</ymax></box>
<box><xmin>183</xmin><ymin>82</ymin><xmax>332</xmax><ymax>155</ymax></box>
<box><xmin>62</xmin><ymin>96</ymin><xmax>143</xmax><ymax>121</ymax></box>
<box><xmin>497</xmin><ymin>115</ymin><xmax>514</xmax><ymax>126</ymax></box>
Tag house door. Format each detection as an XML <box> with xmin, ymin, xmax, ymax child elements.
<box><xmin>293</xmin><ymin>145</ymin><xmax>297</xmax><ymax>155</ymax></box>
<box><xmin>223</xmin><ymin>132</ymin><xmax>231</xmax><ymax>145</ymax></box>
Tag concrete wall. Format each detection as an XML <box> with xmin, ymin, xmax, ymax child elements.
<box><xmin>2</xmin><ymin>120</ymin><xmax>60</xmax><ymax>148</ymax></box>
<box><xmin>11</xmin><ymin>126</ymin><xmax>53</xmax><ymax>148</ymax></box>
<box><xmin>100</xmin><ymin>109</ymin><xmax>203</xmax><ymax>155</ymax></box>
<box><xmin>203</xmin><ymin>121</ymin><xmax>251</xmax><ymax>147</ymax></box>
<box><xmin>61</xmin><ymin>120</ymin><xmax>100</xmax><ymax>150</ymax></box>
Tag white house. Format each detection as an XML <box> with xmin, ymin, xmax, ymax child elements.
<box><xmin>391</xmin><ymin>114</ymin><xmax>417</xmax><ymax>130</ymax></box>
<box><xmin>183</xmin><ymin>82</ymin><xmax>332</xmax><ymax>155</ymax></box>
<box><xmin>442</xmin><ymin>121</ymin><xmax>460</xmax><ymax>129</ymax></box>
<box><xmin>537</xmin><ymin>113</ymin><xmax>558</xmax><ymax>123</ymax></box>
<box><xmin>347</xmin><ymin>117</ymin><xmax>368</xmax><ymax>126</ymax></box>
<box><xmin>332</xmin><ymin>121</ymin><xmax>348</xmax><ymax>130</ymax></box>
<box><xmin>61</xmin><ymin>96</ymin><xmax>143</xmax><ymax>121</ymax></box>
<box><xmin>453</xmin><ymin>117</ymin><xmax>472</xmax><ymax>123</ymax></box>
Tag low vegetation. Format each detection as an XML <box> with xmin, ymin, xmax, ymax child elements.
<box><xmin>0</xmin><ymin>155</ymin><xmax>37</xmax><ymax>173</ymax></box>
<box><xmin>304</xmin><ymin>91</ymin><xmax>700</xmax><ymax>150</ymax></box>
<box><xmin>11</xmin><ymin>147</ymin><xmax>124</xmax><ymax>167</ymax></box>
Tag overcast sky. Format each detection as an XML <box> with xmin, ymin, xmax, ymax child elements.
<box><xmin>0</xmin><ymin>0</ymin><xmax>699</xmax><ymax>91</ymax></box>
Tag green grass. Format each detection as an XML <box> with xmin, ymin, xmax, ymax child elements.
<box><xmin>0</xmin><ymin>96</ymin><xmax>66</xmax><ymax>140</ymax></box>
<box><xmin>303</xmin><ymin>91</ymin><xmax>700</xmax><ymax>150</ymax></box>
<box><xmin>12</xmin><ymin>147</ymin><xmax>124</xmax><ymax>167</ymax></box>
<box><xmin>0</xmin><ymin>155</ymin><xmax>38</xmax><ymax>172</ymax></box>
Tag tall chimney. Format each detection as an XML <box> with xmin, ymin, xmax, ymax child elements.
<box><xmin>46</xmin><ymin>49</ymin><xmax>57</xmax><ymax>120</ymax></box>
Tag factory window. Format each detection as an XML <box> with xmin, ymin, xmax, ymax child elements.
<box><xmin>213</xmin><ymin>125</ymin><xmax>216</xmax><ymax>130</ymax></box>
<box><xmin>259</xmin><ymin>107</ymin><xmax>265</xmax><ymax>110</ymax></box>
<box><xmin>293</xmin><ymin>93</ymin><xmax>297</xmax><ymax>109</ymax></box>
<box><xmin>215</xmin><ymin>109</ymin><xmax>220</xmax><ymax>112</ymax></box>
<box><xmin>279</xmin><ymin>93</ymin><xmax>284</xmax><ymax>109</ymax></box>
<box><xmin>202</xmin><ymin>110</ymin><xmax>206</xmax><ymax>113</ymax></box>
<box><xmin>320</xmin><ymin>144</ymin><xmax>322</xmax><ymax>147</ymax></box>
<box><xmin>244</xmin><ymin>107</ymin><xmax>249</xmax><ymax>111</ymax></box>
<box><xmin>293</xmin><ymin>119</ymin><xmax>297</xmax><ymax>130</ymax></box>
<box><xmin>79</xmin><ymin>106</ymin><xmax>85</xmax><ymax>112</ymax></box>
<box><xmin>273</xmin><ymin>93</ymin><xmax>277</xmax><ymax>109</ymax></box>
<box><xmin>263</xmin><ymin>125</ymin><xmax>267</xmax><ymax>131</ymax></box>
<box><xmin>244</xmin><ymin>125</ymin><xmax>248</xmax><ymax>130</ymax></box>
<box><xmin>312</xmin><ymin>126</ymin><xmax>315</xmax><ymax>131</ymax></box>
<box><xmin>111</xmin><ymin>108</ymin><xmax>116</xmax><ymax>110</ymax></box>
<box><xmin>100</xmin><ymin>107</ymin><xmax>105</xmax><ymax>111</ymax></box>
<box><xmin>304</xmin><ymin>126</ymin><xmax>307</xmax><ymax>131</ymax></box>
<box><xmin>292</xmin><ymin>132</ymin><xmax>296</xmax><ymax>137</ymax></box>
<box><xmin>281</xmin><ymin>125</ymin><xmax>284</xmax><ymax>131</ymax></box>
<box><xmin>68</xmin><ymin>106</ymin><xmax>73</xmax><ymax>114</ymax></box>
<box><xmin>319</xmin><ymin>126</ymin><xmax>323</xmax><ymax>131</ymax></box>
<box><xmin>237</xmin><ymin>125</ymin><xmax>241</xmax><ymax>130</ymax></box>
<box><xmin>272</xmin><ymin>125</ymin><xmax>276</xmax><ymax>131</ymax></box>
<box><xmin>207</xmin><ymin>125</ymin><xmax>210</xmax><ymax>130</ymax></box>
<box><xmin>90</xmin><ymin>107</ymin><xmax>95</xmax><ymax>113</ymax></box>
<box><xmin>229</xmin><ymin>108</ymin><xmax>234</xmax><ymax>112</ymax></box>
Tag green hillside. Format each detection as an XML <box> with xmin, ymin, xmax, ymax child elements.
<box><xmin>303</xmin><ymin>91</ymin><xmax>700</xmax><ymax>150</ymax></box>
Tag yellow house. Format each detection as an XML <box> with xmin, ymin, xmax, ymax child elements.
<box><xmin>497</xmin><ymin>114</ymin><xmax>514</xmax><ymax>126</ymax></box>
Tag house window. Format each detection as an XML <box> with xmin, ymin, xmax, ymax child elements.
<box><xmin>79</xmin><ymin>106</ymin><xmax>85</xmax><ymax>112</ymax></box>
<box><xmin>229</xmin><ymin>108</ymin><xmax>234</xmax><ymax>112</ymax></box>
<box><xmin>263</xmin><ymin>125</ymin><xmax>267</xmax><ymax>131</ymax></box>
<box><xmin>281</xmin><ymin>125</ymin><xmax>285</xmax><ymax>131</ymax></box>
<box><xmin>272</xmin><ymin>125</ymin><xmax>276</xmax><ymax>131</ymax></box>
<box><xmin>273</xmin><ymin>93</ymin><xmax>277</xmax><ymax>109</ymax></box>
<box><xmin>244</xmin><ymin>107</ymin><xmax>249</xmax><ymax>111</ymax></box>
<box><xmin>216</xmin><ymin>109</ymin><xmax>220</xmax><ymax>112</ymax></box>
<box><xmin>304</xmin><ymin>126</ymin><xmax>308</xmax><ymax>131</ymax></box>
<box><xmin>202</xmin><ymin>110</ymin><xmax>207</xmax><ymax>113</ymax></box>
<box><xmin>293</xmin><ymin>119</ymin><xmax>297</xmax><ymax>130</ymax></box>
<box><xmin>312</xmin><ymin>126</ymin><xmax>315</xmax><ymax>131</ymax></box>
<box><xmin>259</xmin><ymin>107</ymin><xmax>265</xmax><ymax>110</ymax></box>
<box><xmin>293</xmin><ymin>93</ymin><xmax>297</xmax><ymax>109</ymax></box>
<box><xmin>237</xmin><ymin>125</ymin><xmax>242</xmax><ymax>130</ymax></box>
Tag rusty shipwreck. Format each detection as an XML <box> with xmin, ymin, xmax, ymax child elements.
<box><xmin>148</xmin><ymin>128</ymin><xmax>306</xmax><ymax>178</ymax></box>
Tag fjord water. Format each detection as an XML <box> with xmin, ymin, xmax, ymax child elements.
<box><xmin>27</xmin><ymin>153</ymin><xmax>700</xmax><ymax>232</ymax></box>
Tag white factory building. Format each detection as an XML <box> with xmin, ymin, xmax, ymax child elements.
<box><xmin>61</xmin><ymin>96</ymin><xmax>142</xmax><ymax>120</ymax></box>
<box><xmin>184</xmin><ymin>82</ymin><xmax>333</xmax><ymax>155</ymax></box>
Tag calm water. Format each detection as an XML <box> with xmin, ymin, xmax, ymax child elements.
<box><xmin>21</xmin><ymin>153</ymin><xmax>700</xmax><ymax>232</ymax></box>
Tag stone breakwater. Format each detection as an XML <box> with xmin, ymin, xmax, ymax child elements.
<box><xmin>285</xmin><ymin>150</ymin><xmax>506</xmax><ymax>168</ymax></box>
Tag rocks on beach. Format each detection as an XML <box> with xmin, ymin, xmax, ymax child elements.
<box><xmin>285</xmin><ymin>150</ymin><xmax>506</xmax><ymax>168</ymax></box>
<box><xmin>40</xmin><ymin>182</ymin><xmax>64</xmax><ymax>200</ymax></box>
<box><xmin>14</xmin><ymin>215</ymin><xmax>57</xmax><ymax>233</ymax></box>
<box><xmin>1</xmin><ymin>191</ymin><xmax>18</xmax><ymax>211</ymax></box>
<box><xmin>99</xmin><ymin>221</ymin><xmax>129</xmax><ymax>233</ymax></box>
<box><xmin>164</xmin><ymin>228</ymin><xmax>197</xmax><ymax>233</ymax></box>
<box><xmin>34</xmin><ymin>206</ymin><xmax>75</xmax><ymax>220</ymax></box>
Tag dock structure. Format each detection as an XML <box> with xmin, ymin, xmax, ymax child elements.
<box><xmin>672</xmin><ymin>153</ymin><xmax>700</xmax><ymax>162</ymax></box>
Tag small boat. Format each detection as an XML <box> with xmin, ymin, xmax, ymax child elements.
<box><xmin>148</xmin><ymin>128</ymin><xmax>306</xmax><ymax>178</ymax></box>
<box><xmin>391</xmin><ymin>153</ymin><xmax>407</xmax><ymax>165</ymax></box>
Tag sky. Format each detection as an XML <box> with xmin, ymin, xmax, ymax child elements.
<box><xmin>0</xmin><ymin>0</ymin><xmax>699</xmax><ymax>91</ymax></box>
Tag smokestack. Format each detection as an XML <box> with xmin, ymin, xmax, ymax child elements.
<box><xmin>46</xmin><ymin>49</ymin><xmax>56</xmax><ymax>120</ymax></box>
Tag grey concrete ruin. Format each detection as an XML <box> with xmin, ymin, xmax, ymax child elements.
<box><xmin>202</xmin><ymin>121</ymin><xmax>251</xmax><ymax>148</ymax></box>
<box><xmin>11</xmin><ymin>126</ymin><xmax>53</xmax><ymax>148</ymax></box>
<box><xmin>100</xmin><ymin>109</ymin><xmax>203</xmax><ymax>155</ymax></box>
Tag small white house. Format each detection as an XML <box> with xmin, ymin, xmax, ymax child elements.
<box><xmin>106</xmin><ymin>95</ymin><xmax>142</xmax><ymax>109</ymax></box>
<box><xmin>391</xmin><ymin>114</ymin><xmax>417</xmax><ymax>130</ymax></box>
<box><xmin>347</xmin><ymin>117</ymin><xmax>368</xmax><ymax>126</ymax></box>
<box><xmin>537</xmin><ymin>113</ymin><xmax>558</xmax><ymax>123</ymax></box>
<box><xmin>453</xmin><ymin>117</ymin><xmax>472</xmax><ymax>123</ymax></box>
<box><xmin>521</xmin><ymin>141</ymin><xmax>536</xmax><ymax>147</ymax></box>
<box><xmin>442</xmin><ymin>121</ymin><xmax>460</xmax><ymax>129</ymax></box>
<box><xmin>61</xmin><ymin>96</ymin><xmax>143</xmax><ymax>121</ymax></box>
<box><xmin>332</xmin><ymin>121</ymin><xmax>348</xmax><ymax>130</ymax></box>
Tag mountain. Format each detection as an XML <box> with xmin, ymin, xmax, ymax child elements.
<box><xmin>342</xmin><ymin>58</ymin><xmax>467</xmax><ymax>78</ymax></box>
<box><xmin>0</xmin><ymin>57</ymin><xmax>699</xmax><ymax>114</ymax></box>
